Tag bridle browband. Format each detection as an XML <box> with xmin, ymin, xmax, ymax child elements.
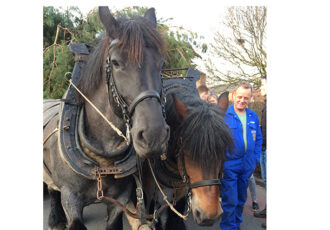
<box><xmin>105</xmin><ymin>39</ymin><xmax>166</xmax><ymax>129</ymax></box>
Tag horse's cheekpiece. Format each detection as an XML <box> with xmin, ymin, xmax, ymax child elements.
<box><xmin>58</xmin><ymin>43</ymin><xmax>137</xmax><ymax>180</ymax></box>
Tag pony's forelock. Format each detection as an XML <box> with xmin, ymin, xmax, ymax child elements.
<box><xmin>177</xmin><ymin>103</ymin><xmax>233</xmax><ymax>169</ymax></box>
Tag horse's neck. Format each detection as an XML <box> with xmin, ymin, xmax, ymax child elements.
<box><xmin>83</xmin><ymin>95</ymin><xmax>126</xmax><ymax>154</ymax></box>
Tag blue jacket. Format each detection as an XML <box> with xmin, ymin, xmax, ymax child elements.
<box><xmin>225</xmin><ymin>105</ymin><xmax>263</xmax><ymax>167</ymax></box>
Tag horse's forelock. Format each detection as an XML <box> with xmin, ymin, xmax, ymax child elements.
<box><xmin>115</xmin><ymin>17</ymin><xmax>166</xmax><ymax>66</ymax></box>
<box><xmin>177</xmin><ymin>102</ymin><xmax>233</xmax><ymax>169</ymax></box>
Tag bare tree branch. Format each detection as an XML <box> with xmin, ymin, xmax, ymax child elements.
<box><xmin>205</xmin><ymin>6</ymin><xmax>266</xmax><ymax>89</ymax></box>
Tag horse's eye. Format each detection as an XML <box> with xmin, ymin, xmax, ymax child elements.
<box><xmin>111</xmin><ymin>60</ymin><xmax>120</xmax><ymax>67</ymax></box>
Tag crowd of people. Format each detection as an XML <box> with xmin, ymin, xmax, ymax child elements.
<box><xmin>197</xmin><ymin>78</ymin><xmax>267</xmax><ymax>230</ymax></box>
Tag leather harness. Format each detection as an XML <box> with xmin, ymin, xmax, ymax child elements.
<box><xmin>44</xmin><ymin>42</ymin><xmax>221</xmax><ymax>226</ymax></box>
<box><xmin>56</xmin><ymin>41</ymin><xmax>167</xmax><ymax>226</ymax></box>
<box><xmin>56</xmin><ymin>42</ymin><xmax>137</xmax><ymax>179</ymax></box>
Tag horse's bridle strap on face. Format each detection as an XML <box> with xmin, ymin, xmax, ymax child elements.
<box><xmin>128</xmin><ymin>90</ymin><xmax>161</xmax><ymax>117</ymax></box>
<box><xmin>105</xmin><ymin>38</ymin><xmax>166</xmax><ymax>125</ymax></box>
<box><xmin>190</xmin><ymin>179</ymin><xmax>221</xmax><ymax>189</ymax></box>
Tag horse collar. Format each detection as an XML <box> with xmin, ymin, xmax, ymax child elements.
<box><xmin>58</xmin><ymin>89</ymin><xmax>137</xmax><ymax>180</ymax></box>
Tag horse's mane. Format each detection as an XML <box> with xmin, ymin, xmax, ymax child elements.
<box><xmin>166</xmin><ymin>87</ymin><xmax>233</xmax><ymax>169</ymax></box>
<box><xmin>75</xmin><ymin>15</ymin><xmax>166</xmax><ymax>102</ymax></box>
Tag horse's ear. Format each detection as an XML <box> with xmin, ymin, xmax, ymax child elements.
<box><xmin>173</xmin><ymin>95</ymin><xmax>189</xmax><ymax>119</ymax></box>
<box><xmin>218</xmin><ymin>91</ymin><xmax>229</xmax><ymax>112</ymax></box>
<box><xmin>144</xmin><ymin>8</ymin><xmax>157</xmax><ymax>28</ymax></box>
<box><xmin>99</xmin><ymin>6</ymin><xmax>118</xmax><ymax>38</ymax></box>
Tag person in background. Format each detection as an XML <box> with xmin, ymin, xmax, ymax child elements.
<box><xmin>254</xmin><ymin>75</ymin><xmax>267</xmax><ymax>229</ymax></box>
<box><xmin>197</xmin><ymin>85</ymin><xmax>210</xmax><ymax>101</ymax></box>
<box><xmin>249</xmin><ymin>174</ymin><xmax>259</xmax><ymax>211</ymax></box>
<box><xmin>220</xmin><ymin>81</ymin><xmax>262</xmax><ymax>230</ymax></box>
<box><xmin>207</xmin><ymin>92</ymin><xmax>218</xmax><ymax>105</ymax></box>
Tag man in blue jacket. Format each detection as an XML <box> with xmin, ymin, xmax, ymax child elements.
<box><xmin>220</xmin><ymin>81</ymin><xmax>262</xmax><ymax>230</ymax></box>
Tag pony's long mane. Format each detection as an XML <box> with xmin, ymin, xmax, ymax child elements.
<box><xmin>75</xmin><ymin>15</ymin><xmax>166</xmax><ymax>102</ymax></box>
<box><xmin>166</xmin><ymin>87</ymin><xmax>233</xmax><ymax>169</ymax></box>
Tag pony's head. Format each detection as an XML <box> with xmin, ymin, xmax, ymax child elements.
<box><xmin>169</xmin><ymin>95</ymin><xmax>233</xmax><ymax>225</ymax></box>
<box><xmin>76</xmin><ymin>7</ymin><xmax>170</xmax><ymax>158</ymax></box>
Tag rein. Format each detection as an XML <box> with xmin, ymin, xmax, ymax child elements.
<box><xmin>147</xmin><ymin>159</ymin><xmax>191</xmax><ymax>221</ymax></box>
<box><xmin>69</xmin><ymin>79</ymin><xmax>129</xmax><ymax>142</ymax></box>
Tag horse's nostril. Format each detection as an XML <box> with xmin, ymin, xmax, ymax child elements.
<box><xmin>138</xmin><ymin>130</ymin><xmax>144</xmax><ymax>141</ymax></box>
<box><xmin>195</xmin><ymin>209</ymin><xmax>201</xmax><ymax>220</ymax></box>
<box><xmin>137</xmin><ymin>130</ymin><xmax>148</xmax><ymax>146</ymax></box>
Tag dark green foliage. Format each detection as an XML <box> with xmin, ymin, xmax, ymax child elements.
<box><xmin>43</xmin><ymin>41</ymin><xmax>74</xmax><ymax>98</ymax></box>
<box><xmin>161</xmin><ymin>29</ymin><xmax>197</xmax><ymax>69</ymax></box>
<box><xmin>43</xmin><ymin>6</ymin><xmax>82</xmax><ymax>48</ymax></box>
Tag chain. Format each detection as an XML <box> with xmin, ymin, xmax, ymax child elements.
<box><xmin>96</xmin><ymin>170</ymin><xmax>104</xmax><ymax>200</ymax></box>
<box><xmin>94</xmin><ymin>167</ymin><xmax>169</xmax><ymax>226</ymax></box>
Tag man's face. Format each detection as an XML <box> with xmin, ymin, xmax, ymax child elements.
<box><xmin>233</xmin><ymin>86</ymin><xmax>252</xmax><ymax>113</ymax></box>
<box><xmin>200</xmin><ymin>91</ymin><xmax>210</xmax><ymax>101</ymax></box>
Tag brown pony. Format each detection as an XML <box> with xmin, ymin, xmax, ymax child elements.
<box><xmin>126</xmin><ymin>84</ymin><xmax>233</xmax><ymax>229</ymax></box>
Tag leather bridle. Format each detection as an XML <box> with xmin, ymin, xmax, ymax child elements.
<box><xmin>105</xmin><ymin>39</ymin><xmax>166</xmax><ymax>130</ymax></box>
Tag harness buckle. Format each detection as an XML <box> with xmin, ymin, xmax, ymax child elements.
<box><xmin>160</xmin><ymin>152</ymin><xmax>167</xmax><ymax>161</ymax></box>
<box><xmin>136</xmin><ymin>187</ymin><xmax>144</xmax><ymax>201</ymax></box>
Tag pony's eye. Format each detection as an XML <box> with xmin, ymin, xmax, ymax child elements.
<box><xmin>111</xmin><ymin>60</ymin><xmax>120</xmax><ymax>67</ymax></box>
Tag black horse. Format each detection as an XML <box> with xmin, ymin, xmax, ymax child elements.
<box><xmin>43</xmin><ymin>7</ymin><xmax>169</xmax><ymax>230</ymax></box>
<box><xmin>124</xmin><ymin>80</ymin><xmax>233</xmax><ymax>229</ymax></box>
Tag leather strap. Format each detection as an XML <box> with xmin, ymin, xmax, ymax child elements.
<box><xmin>128</xmin><ymin>90</ymin><xmax>161</xmax><ymax>117</ymax></box>
<box><xmin>190</xmin><ymin>179</ymin><xmax>221</xmax><ymax>189</ymax></box>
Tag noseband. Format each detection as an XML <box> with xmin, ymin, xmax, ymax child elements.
<box><xmin>105</xmin><ymin>39</ymin><xmax>166</xmax><ymax>128</ymax></box>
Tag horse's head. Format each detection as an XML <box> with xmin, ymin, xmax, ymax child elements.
<box><xmin>86</xmin><ymin>7</ymin><xmax>169</xmax><ymax>158</ymax></box>
<box><xmin>172</xmin><ymin>96</ymin><xmax>233</xmax><ymax>226</ymax></box>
